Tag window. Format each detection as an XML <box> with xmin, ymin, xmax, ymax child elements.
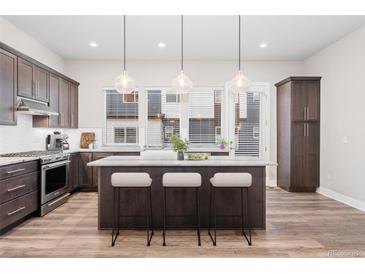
<box><xmin>145</xmin><ymin>89</ymin><xmax>181</xmax><ymax>148</ymax></box>
<box><xmin>104</xmin><ymin>89</ymin><xmax>139</xmax><ymax>146</ymax></box>
<box><xmin>166</xmin><ymin>93</ymin><xmax>180</xmax><ymax>103</ymax></box>
<box><xmin>123</xmin><ymin>92</ymin><xmax>138</xmax><ymax>103</ymax></box>
<box><xmin>189</xmin><ymin>89</ymin><xmax>222</xmax><ymax>146</ymax></box>
<box><xmin>102</xmin><ymin>84</ymin><xmax>269</xmax><ymax>159</ymax></box>
<box><xmin>114</xmin><ymin>127</ymin><xmax>138</xmax><ymax>144</ymax></box>
<box><xmin>234</xmin><ymin>86</ymin><xmax>267</xmax><ymax>159</ymax></box>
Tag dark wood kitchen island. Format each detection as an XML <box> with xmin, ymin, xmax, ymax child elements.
<box><xmin>88</xmin><ymin>156</ymin><xmax>272</xmax><ymax>230</ymax></box>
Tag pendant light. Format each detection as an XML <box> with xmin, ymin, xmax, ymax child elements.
<box><xmin>171</xmin><ymin>15</ymin><xmax>193</xmax><ymax>94</ymax></box>
<box><xmin>114</xmin><ymin>15</ymin><xmax>136</xmax><ymax>94</ymax></box>
<box><xmin>227</xmin><ymin>15</ymin><xmax>250</xmax><ymax>93</ymax></box>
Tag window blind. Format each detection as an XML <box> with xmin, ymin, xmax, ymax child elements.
<box><xmin>146</xmin><ymin>90</ymin><xmax>181</xmax><ymax>148</ymax></box>
<box><xmin>234</xmin><ymin>89</ymin><xmax>264</xmax><ymax>158</ymax></box>
<box><xmin>189</xmin><ymin>89</ymin><xmax>222</xmax><ymax>145</ymax></box>
<box><xmin>104</xmin><ymin>89</ymin><xmax>139</xmax><ymax>145</ymax></box>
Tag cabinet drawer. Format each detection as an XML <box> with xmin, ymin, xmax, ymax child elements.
<box><xmin>0</xmin><ymin>161</ymin><xmax>38</xmax><ymax>180</ymax></box>
<box><xmin>0</xmin><ymin>191</ymin><xmax>38</xmax><ymax>230</ymax></box>
<box><xmin>0</xmin><ymin>171</ymin><xmax>38</xmax><ymax>204</ymax></box>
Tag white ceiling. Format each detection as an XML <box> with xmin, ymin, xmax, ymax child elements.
<box><xmin>4</xmin><ymin>15</ymin><xmax>365</xmax><ymax>61</ymax></box>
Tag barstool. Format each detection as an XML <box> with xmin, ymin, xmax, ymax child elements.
<box><xmin>162</xmin><ymin>172</ymin><xmax>202</xmax><ymax>246</ymax></box>
<box><xmin>208</xmin><ymin>173</ymin><xmax>252</xmax><ymax>246</ymax></box>
<box><xmin>110</xmin><ymin>172</ymin><xmax>154</xmax><ymax>247</ymax></box>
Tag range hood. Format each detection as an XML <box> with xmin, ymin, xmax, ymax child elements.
<box><xmin>16</xmin><ymin>97</ymin><xmax>59</xmax><ymax>116</ymax></box>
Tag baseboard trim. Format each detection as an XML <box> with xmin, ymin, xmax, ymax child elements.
<box><xmin>266</xmin><ymin>179</ymin><xmax>277</xmax><ymax>187</ymax></box>
<box><xmin>317</xmin><ymin>187</ymin><xmax>365</xmax><ymax>213</ymax></box>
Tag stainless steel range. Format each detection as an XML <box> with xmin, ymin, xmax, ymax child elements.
<box><xmin>1</xmin><ymin>150</ymin><xmax>71</xmax><ymax>216</ymax></box>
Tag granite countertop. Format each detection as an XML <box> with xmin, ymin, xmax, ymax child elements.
<box><xmin>87</xmin><ymin>155</ymin><xmax>276</xmax><ymax>167</ymax></box>
<box><xmin>0</xmin><ymin>157</ymin><xmax>39</xmax><ymax>167</ymax></box>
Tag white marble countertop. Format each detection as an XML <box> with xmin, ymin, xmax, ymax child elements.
<box><xmin>87</xmin><ymin>155</ymin><xmax>276</xmax><ymax>167</ymax></box>
<box><xmin>0</xmin><ymin>157</ymin><xmax>39</xmax><ymax>167</ymax></box>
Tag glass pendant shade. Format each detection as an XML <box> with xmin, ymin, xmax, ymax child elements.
<box><xmin>171</xmin><ymin>70</ymin><xmax>193</xmax><ymax>94</ymax></box>
<box><xmin>114</xmin><ymin>70</ymin><xmax>136</xmax><ymax>94</ymax></box>
<box><xmin>227</xmin><ymin>70</ymin><xmax>250</xmax><ymax>94</ymax></box>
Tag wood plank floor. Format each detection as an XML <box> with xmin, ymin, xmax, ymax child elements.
<box><xmin>1</xmin><ymin>187</ymin><xmax>364</xmax><ymax>258</ymax></box>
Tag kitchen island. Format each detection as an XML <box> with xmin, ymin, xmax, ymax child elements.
<box><xmin>88</xmin><ymin>156</ymin><xmax>272</xmax><ymax>230</ymax></box>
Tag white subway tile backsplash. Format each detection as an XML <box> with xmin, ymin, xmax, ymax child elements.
<box><xmin>0</xmin><ymin>115</ymin><xmax>101</xmax><ymax>154</ymax></box>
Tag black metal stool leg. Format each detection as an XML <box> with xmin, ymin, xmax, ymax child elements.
<box><xmin>145</xmin><ymin>187</ymin><xmax>150</xmax><ymax>246</ymax></box>
<box><xmin>208</xmin><ymin>185</ymin><xmax>217</xmax><ymax>246</ymax></box>
<box><xmin>241</xmin><ymin>187</ymin><xmax>252</xmax><ymax>246</ymax></box>
<box><xmin>162</xmin><ymin>187</ymin><xmax>166</xmax><ymax>246</ymax></box>
<box><xmin>111</xmin><ymin>187</ymin><xmax>120</xmax><ymax>247</ymax></box>
<box><xmin>208</xmin><ymin>184</ymin><xmax>212</xmax><ymax>240</ymax></box>
<box><xmin>149</xmin><ymin>186</ymin><xmax>154</xmax><ymax>236</ymax></box>
<box><xmin>246</xmin><ymin>187</ymin><xmax>252</xmax><ymax>245</ymax></box>
<box><xmin>196</xmin><ymin>187</ymin><xmax>201</xmax><ymax>246</ymax></box>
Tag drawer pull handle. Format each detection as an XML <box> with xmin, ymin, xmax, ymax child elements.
<box><xmin>7</xmin><ymin>184</ymin><xmax>26</xmax><ymax>192</ymax></box>
<box><xmin>7</xmin><ymin>206</ymin><xmax>26</xmax><ymax>216</ymax></box>
<box><xmin>6</xmin><ymin>168</ymin><xmax>26</xmax><ymax>174</ymax></box>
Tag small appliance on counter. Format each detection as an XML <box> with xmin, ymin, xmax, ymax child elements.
<box><xmin>46</xmin><ymin>131</ymin><xmax>69</xmax><ymax>151</ymax></box>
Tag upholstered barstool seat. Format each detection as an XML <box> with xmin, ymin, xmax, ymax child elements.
<box><xmin>162</xmin><ymin>172</ymin><xmax>202</xmax><ymax>246</ymax></box>
<box><xmin>210</xmin><ymin>173</ymin><xmax>252</xmax><ymax>187</ymax></box>
<box><xmin>111</xmin><ymin>173</ymin><xmax>152</xmax><ymax>187</ymax></box>
<box><xmin>162</xmin><ymin>173</ymin><xmax>201</xmax><ymax>187</ymax></box>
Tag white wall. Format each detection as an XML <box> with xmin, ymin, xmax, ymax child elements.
<box><xmin>0</xmin><ymin>16</ymin><xmax>98</xmax><ymax>153</ymax></box>
<box><xmin>0</xmin><ymin>16</ymin><xmax>65</xmax><ymax>73</ymax></box>
<box><xmin>303</xmin><ymin>25</ymin><xmax>365</xmax><ymax>204</ymax></box>
<box><xmin>65</xmin><ymin>59</ymin><xmax>304</xmax><ymax>183</ymax></box>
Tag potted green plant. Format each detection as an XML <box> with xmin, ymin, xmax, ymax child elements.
<box><xmin>216</xmin><ymin>137</ymin><xmax>228</xmax><ymax>150</ymax></box>
<box><xmin>171</xmin><ymin>134</ymin><xmax>190</xmax><ymax>160</ymax></box>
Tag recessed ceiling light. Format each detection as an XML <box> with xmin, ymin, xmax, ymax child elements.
<box><xmin>259</xmin><ymin>43</ymin><xmax>268</xmax><ymax>48</ymax></box>
<box><xmin>158</xmin><ymin>42</ymin><xmax>166</xmax><ymax>48</ymax></box>
<box><xmin>89</xmin><ymin>42</ymin><xmax>98</xmax><ymax>48</ymax></box>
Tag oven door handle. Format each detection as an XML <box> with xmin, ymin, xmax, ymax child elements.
<box><xmin>42</xmin><ymin>160</ymin><xmax>70</xmax><ymax>170</ymax></box>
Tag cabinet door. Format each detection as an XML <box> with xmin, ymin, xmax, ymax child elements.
<box><xmin>304</xmin><ymin>122</ymin><xmax>320</xmax><ymax>187</ymax></box>
<box><xmin>305</xmin><ymin>81</ymin><xmax>320</xmax><ymax>121</ymax></box>
<box><xmin>33</xmin><ymin>65</ymin><xmax>49</xmax><ymax>102</ymax></box>
<box><xmin>69</xmin><ymin>84</ymin><xmax>78</xmax><ymax>128</ymax></box>
<box><xmin>17</xmin><ymin>58</ymin><xmax>33</xmax><ymax>99</ymax></box>
<box><xmin>68</xmin><ymin>153</ymin><xmax>80</xmax><ymax>191</ymax></box>
<box><xmin>290</xmin><ymin>123</ymin><xmax>306</xmax><ymax>187</ymax></box>
<box><xmin>291</xmin><ymin>81</ymin><xmax>307</xmax><ymax>121</ymax></box>
<box><xmin>0</xmin><ymin>49</ymin><xmax>17</xmax><ymax>125</ymax></box>
<box><xmin>49</xmin><ymin>75</ymin><xmax>60</xmax><ymax>127</ymax></box>
<box><xmin>79</xmin><ymin>153</ymin><xmax>93</xmax><ymax>187</ymax></box>
<box><xmin>59</xmin><ymin>79</ymin><xmax>70</xmax><ymax>128</ymax></box>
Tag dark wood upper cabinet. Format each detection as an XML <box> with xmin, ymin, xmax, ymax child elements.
<box><xmin>33</xmin><ymin>65</ymin><xmax>49</xmax><ymax>102</ymax></box>
<box><xmin>17</xmin><ymin>58</ymin><xmax>50</xmax><ymax>103</ymax></box>
<box><xmin>59</xmin><ymin>78</ymin><xmax>70</xmax><ymax>128</ymax></box>
<box><xmin>276</xmin><ymin>76</ymin><xmax>321</xmax><ymax>192</ymax></box>
<box><xmin>69</xmin><ymin>84</ymin><xmax>78</xmax><ymax>128</ymax></box>
<box><xmin>17</xmin><ymin>58</ymin><xmax>33</xmax><ymax>99</ymax></box>
<box><xmin>0</xmin><ymin>48</ymin><xmax>17</xmax><ymax>125</ymax></box>
<box><xmin>290</xmin><ymin>79</ymin><xmax>320</xmax><ymax>122</ymax></box>
<box><xmin>49</xmin><ymin>74</ymin><xmax>60</xmax><ymax>127</ymax></box>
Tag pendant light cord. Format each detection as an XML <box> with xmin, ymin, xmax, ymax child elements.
<box><xmin>238</xmin><ymin>15</ymin><xmax>241</xmax><ymax>71</ymax></box>
<box><xmin>181</xmin><ymin>15</ymin><xmax>184</xmax><ymax>71</ymax></box>
<box><xmin>123</xmin><ymin>15</ymin><xmax>126</xmax><ymax>71</ymax></box>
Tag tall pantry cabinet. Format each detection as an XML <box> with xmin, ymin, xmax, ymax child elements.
<box><xmin>276</xmin><ymin>77</ymin><xmax>321</xmax><ymax>192</ymax></box>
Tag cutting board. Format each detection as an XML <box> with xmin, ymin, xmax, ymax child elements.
<box><xmin>80</xmin><ymin>132</ymin><xmax>96</xmax><ymax>148</ymax></box>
